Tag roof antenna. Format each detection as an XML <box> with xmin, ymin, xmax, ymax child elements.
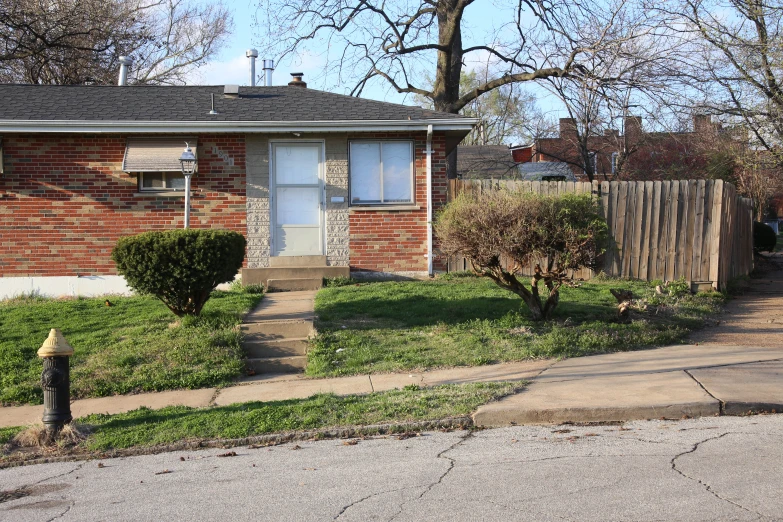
<box><xmin>209</xmin><ymin>93</ymin><xmax>217</xmax><ymax>115</ymax></box>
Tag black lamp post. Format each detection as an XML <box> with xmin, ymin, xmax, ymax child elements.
<box><xmin>179</xmin><ymin>143</ymin><xmax>197</xmax><ymax>229</ymax></box>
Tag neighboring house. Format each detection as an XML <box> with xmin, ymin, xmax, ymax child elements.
<box><xmin>517</xmin><ymin>162</ymin><xmax>576</xmax><ymax>182</ymax></box>
<box><xmin>456</xmin><ymin>145</ymin><xmax>519</xmax><ymax>179</ymax></box>
<box><xmin>457</xmin><ymin>145</ymin><xmax>575</xmax><ymax>181</ymax></box>
<box><xmin>0</xmin><ymin>81</ymin><xmax>476</xmax><ymax>298</ymax></box>
<box><xmin>512</xmin><ymin>115</ymin><xmax>734</xmax><ymax>181</ymax></box>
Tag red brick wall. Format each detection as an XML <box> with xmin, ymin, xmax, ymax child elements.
<box><xmin>534</xmin><ymin>116</ymin><xmax>729</xmax><ymax>181</ymax></box>
<box><xmin>0</xmin><ymin>134</ymin><xmax>246</xmax><ymax>277</ymax></box>
<box><xmin>348</xmin><ymin>131</ymin><xmax>448</xmax><ymax>273</ymax></box>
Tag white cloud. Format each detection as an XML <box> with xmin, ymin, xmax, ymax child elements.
<box><xmin>187</xmin><ymin>55</ymin><xmax>258</xmax><ymax>86</ymax></box>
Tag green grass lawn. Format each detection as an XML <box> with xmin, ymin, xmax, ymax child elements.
<box><xmin>308</xmin><ymin>275</ymin><xmax>725</xmax><ymax>377</ymax></box>
<box><xmin>0</xmin><ymin>289</ymin><xmax>263</xmax><ymax>406</ymax></box>
<box><xmin>0</xmin><ymin>382</ymin><xmax>520</xmax><ymax>456</ymax></box>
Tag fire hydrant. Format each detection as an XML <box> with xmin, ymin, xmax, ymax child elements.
<box><xmin>38</xmin><ymin>329</ymin><xmax>74</xmax><ymax>436</ymax></box>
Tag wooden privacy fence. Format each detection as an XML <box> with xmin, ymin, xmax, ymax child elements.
<box><xmin>445</xmin><ymin>179</ymin><xmax>754</xmax><ymax>291</ymax></box>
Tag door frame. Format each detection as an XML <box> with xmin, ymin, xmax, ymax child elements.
<box><xmin>269</xmin><ymin>139</ymin><xmax>326</xmax><ymax>257</ymax></box>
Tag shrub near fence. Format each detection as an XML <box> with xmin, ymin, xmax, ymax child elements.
<box><xmin>446</xmin><ymin>179</ymin><xmax>753</xmax><ymax>291</ymax></box>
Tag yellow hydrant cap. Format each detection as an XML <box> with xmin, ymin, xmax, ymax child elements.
<box><xmin>37</xmin><ymin>329</ymin><xmax>74</xmax><ymax>358</ymax></box>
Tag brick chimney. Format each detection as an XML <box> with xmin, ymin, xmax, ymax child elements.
<box><xmin>693</xmin><ymin>114</ymin><xmax>711</xmax><ymax>134</ymax></box>
<box><xmin>624</xmin><ymin>116</ymin><xmax>643</xmax><ymax>138</ymax></box>
<box><xmin>559</xmin><ymin>118</ymin><xmax>577</xmax><ymax>137</ymax></box>
<box><xmin>288</xmin><ymin>72</ymin><xmax>307</xmax><ymax>88</ymax></box>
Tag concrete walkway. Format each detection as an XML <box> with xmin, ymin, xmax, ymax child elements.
<box><xmin>473</xmin><ymin>344</ymin><xmax>783</xmax><ymax>425</ymax></box>
<box><xmin>0</xmin><ymin>360</ymin><xmax>551</xmax><ymax>428</ymax></box>
<box><xmin>241</xmin><ymin>290</ymin><xmax>316</xmax><ymax>374</ymax></box>
<box><xmin>3</xmin><ymin>342</ymin><xmax>781</xmax><ymax>429</ymax></box>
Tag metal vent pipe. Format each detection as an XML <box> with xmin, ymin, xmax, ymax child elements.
<box><xmin>118</xmin><ymin>56</ymin><xmax>133</xmax><ymax>86</ymax></box>
<box><xmin>246</xmin><ymin>49</ymin><xmax>259</xmax><ymax>86</ymax></box>
<box><xmin>263</xmin><ymin>59</ymin><xmax>275</xmax><ymax>86</ymax></box>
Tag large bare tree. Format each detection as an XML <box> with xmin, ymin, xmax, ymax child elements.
<box><xmin>655</xmin><ymin>0</ymin><xmax>783</xmax><ymax>165</ymax></box>
<box><xmin>0</xmin><ymin>0</ymin><xmax>231</xmax><ymax>85</ymax></box>
<box><xmin>415</xmin><ymin>70</ymin><xmax>545</xmax><ymax>146</ymax></box>
<box><xmin>535</xmin><ymin>11</ymin><xmax>683</xmax><ymax>182</ymax></box>
<box><xmin>256</xmin><ymin>0</ymin><xmax>657</xmax><ymax>176</ymax></box>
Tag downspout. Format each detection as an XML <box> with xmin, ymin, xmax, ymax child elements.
<box><xmin>426</xmin><ymin>124</ymin><xmax>434</xmax><ymax>277</ymax></box>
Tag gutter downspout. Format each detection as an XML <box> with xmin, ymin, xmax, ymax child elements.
<box><xmin>426</xmin><ymin>124</ymin><xmax>434</xmax><ymax>277</ymax></box>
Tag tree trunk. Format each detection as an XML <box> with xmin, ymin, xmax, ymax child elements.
<box><xmin>432</xmin><ymin>0</ymin><xmax>463</xmax><ymax>179</ymax></box>
<box><xmin>489</xmin><ymin>272</ymin><xmax>555</xmax><ymax>320</ymax></box>
<box><xmin>446</xmin><ymin>150</ymin><xmax>458</xmax><ymax>179</ymax></box>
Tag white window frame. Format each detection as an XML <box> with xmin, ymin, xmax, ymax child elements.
<box><xmin>611</xmin><ymin>152</ymin><xmax>619</xmax><ymax>176</ymax></box>
<box><xmin>349</xmin><ymin>140</ymin><xmax>415</xmax><ymax>205</ymax></box>
<box><xmin>586</xmin><ymin>151</ymin><xmax>597</xmax><ymax>176</ymax></box>
<box><xmin>269</xmin><ymin>140</ymin><xmax>326</xmax><ymax>257</ymax></box>
<box><xmin>138</xmin><ymin>172</ymin><xmax>186</xmax><ymax>192</ymax></box>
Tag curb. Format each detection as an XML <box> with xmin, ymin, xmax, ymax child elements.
<box><xmin>0</xmin><ymin>416</ymin><xmax>473</xmax><ymax>470</ymax></box>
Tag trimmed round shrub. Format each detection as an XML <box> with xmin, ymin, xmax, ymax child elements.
<box><xmin>753</xmin><ymin>222</ymin><xmax>777</xmax><ymax>253</ymax></box>
<box><xmin>112</xmin><ymin>229</ymin><xmax>246</xmax><ymax>316</ymax></box>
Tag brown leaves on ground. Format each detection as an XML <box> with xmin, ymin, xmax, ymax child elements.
<box><xmin>217</xmin><ymin>451</ymin><xmax>238</xmax><ymax>458</ymax></box>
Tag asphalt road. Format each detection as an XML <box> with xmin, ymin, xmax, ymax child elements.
<box><xmin>1</xmin><ymin>414</ymin><xmax>782</xmax><ymax>521</ymax></box>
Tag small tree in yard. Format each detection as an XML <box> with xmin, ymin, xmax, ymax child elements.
<box><xmin>112</xmin><ymin>229</ymin><xmax>246</xmax><ymax>317</ymax></box>
<box><xmin>435</xmin><ymin>191</ymin><xmax>607</xmax><ymax>321</ymax></box>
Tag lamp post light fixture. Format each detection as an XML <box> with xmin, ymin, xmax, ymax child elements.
<box><xmin>179</xmin><ymin>142</ymin><xmax>197</xmax><ymax>229</ymax></box>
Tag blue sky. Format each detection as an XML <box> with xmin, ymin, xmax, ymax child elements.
<box><xmin>193</xmin><ymin>0</ymin><xmax>563</xmax><ymax>116</ymax></box>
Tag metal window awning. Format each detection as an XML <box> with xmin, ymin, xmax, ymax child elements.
<box><xmin>122</xmin><ymin>138</ymin><xmax>197</xmax><ymax>172</ymax></box>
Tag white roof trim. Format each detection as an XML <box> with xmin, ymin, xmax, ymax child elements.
<box><xmin>0</xmin><ymin>119</ymin><xmax>478</xmax><ymax>134</ymax></box>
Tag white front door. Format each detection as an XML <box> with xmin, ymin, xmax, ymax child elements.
<box><xmin>271</xmin><ymin>143</ymin><xmax>324</xmax><ymax>256</ymax></box>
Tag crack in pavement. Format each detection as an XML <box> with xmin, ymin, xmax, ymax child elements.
<box><xmin>32</xmin><ymin>463</ymin><xmax>84</xmax><ymax>486</ymax></box>
<box><xmin>387</xmin><ymin>430</ymin><xmax>475</xmax><ymax>521</ymax></box>
<box><xmin>684</xmin><ymin>369</ymin><xmax>724</xmax><ymax>414</ymax></box>
<box><xmin>332</xmin><ymin>485</ymin><xmax>420</xmax><ymax>520</ymax></box>
<box><xmin>484</xmin><ymin>453</ymin><xmax>681</xmax><ymax>468</ymax></box>
<box><xmin>46</xmin><ymin>499</ymin><xmax>74</xmax><ymax>522</ymax></box>
<box><xmin>0</xmin><ymin>463</ymin><xmax>84</xmax><ymax>521</ymax></box>
<box><xmin>670</xmin><ymin>432</ymin><xmax>769</xmax><ymax>520</ymax></box>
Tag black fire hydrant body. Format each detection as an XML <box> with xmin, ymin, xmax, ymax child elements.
<box><xmin>38</xmin><ymin>329</ymin><xmax>74</xmax><ymax>435</ymax></box>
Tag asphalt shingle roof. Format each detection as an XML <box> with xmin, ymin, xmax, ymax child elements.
<box><xmin>0</xmin><ymin>85</ymin><xmax>466</xmax><ymax>122</ymax></box>
<box><xmin>457</xmin><ymin>145</ymin><xmax>519</xmax><ymax>179</ymax></box>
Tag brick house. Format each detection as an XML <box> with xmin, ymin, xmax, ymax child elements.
<box><xmin>512</xmin><ymin>115</ymin><xmax>731</xmax><ymax>181</ymax></box>
<box><xmin>456</xmin><ymin>144</ymin><xmax>575</xmax><ymax>181</ymax></box>
<box><xmin>0</xmin><ymin>83</ymin><xmax>475</xmax><ymax>298</ymax></box>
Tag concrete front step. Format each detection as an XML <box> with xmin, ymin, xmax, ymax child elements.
<box><xmin>269</xmin><ymin>255</ymin><xmax>327</xmax><ymax>268</ymax></box>
<box><xmin>241</xmin><ymin>320</ymin><xmax>314</xmax><ymax>339</ymax></box>
<box><xmin>242</xmin><ymin>266</ymin><xmax>350</xmax><ymax>287</ymax></box>
<box><xmin>267</xmin><ymin>278</ymin><xmax>322</xmax><ymax>292</ymax></box>
<box><xmin>245</xmin><ymin>338</ymin><xmax>309</xmax><ymax>358</ymax></box>
<box><xmin>246</xmin><ymin>356</ymin><xmax>308</xmax><ymax>374</ymax></box>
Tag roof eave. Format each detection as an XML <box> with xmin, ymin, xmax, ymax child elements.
<box><xmin>0</xmin><ymin>118</ymin><xmax>478</xmax><ymax>134</ymax></box>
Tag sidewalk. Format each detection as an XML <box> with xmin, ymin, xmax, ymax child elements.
<box><xmin>0</xmin><ymin>360</ymin><xmax>552</xmax><ymax>428</ymax></box>
<box><xmin>473</xmin><ymin>344</ymin><xmax>783</xmax><ymax>425</ymax></box>
<box><xmin>3</xmin><ymin>342</ymin><xmax>781</xmax><ymax>429</ymax></box>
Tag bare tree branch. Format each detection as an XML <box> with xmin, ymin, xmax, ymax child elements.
<box><xmin>0</xmin><ymin>0</ymin><xmax>231</xmax><ymax>85</ymax></box>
